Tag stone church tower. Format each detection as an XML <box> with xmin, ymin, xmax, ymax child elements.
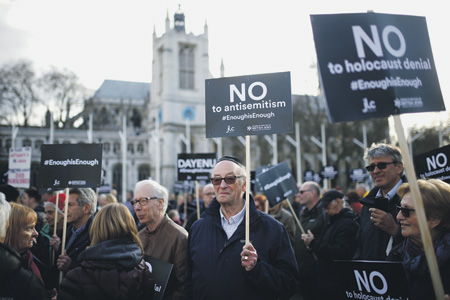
<box><xmin>150</xmin><ymin>7</ymin><xmax>214</xmax><ymax>190</ymax></box>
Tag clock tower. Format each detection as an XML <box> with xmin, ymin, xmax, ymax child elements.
<box><xmin>150</xmin><ymin>7</ymin><xmax>213</xmax><ymax>190</ymax></box>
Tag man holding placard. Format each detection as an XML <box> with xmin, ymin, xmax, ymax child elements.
<box><xmin>56</xmin><ymin>188</ymin><xmax>96</xmax><ymax>273</ymax></box>
<box><xmin>185</xmin><ymin>156</ymin><xmax>299</xmax><ymax>299</ymax></box>
<box><xmin>354</xmin><ymin>143</ymin><xmax>406</xmax><ymax>261</ymax></box>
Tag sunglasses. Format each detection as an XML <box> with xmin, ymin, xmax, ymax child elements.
<box><xmin>299</xmin><ymin>190</ymin><xmax>312</xmax><ymax>195</ymax></box>
<box><xmin>210</xmin><ymin>175</ymin><xmax>245</xmax><ymax>186</ymax></box>
<box><xmin>397</xmin><ymin>205</ymin><xmax>415</xmax><ymax>218</ymax></box>
<box><xmin>131</xmin><ymin>197</ymin><xmax>158</xmax><ymax>207</ymax></box>
<box><xmin>365</xmin><ymin>161</ymin><xmax>397</xmax><ymax>172</ymax></box>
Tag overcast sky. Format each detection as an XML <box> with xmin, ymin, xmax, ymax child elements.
<box><xmin>1</xmin><ymin>0</ymin><xmax>448</xmax><ymax>128</ymax></box>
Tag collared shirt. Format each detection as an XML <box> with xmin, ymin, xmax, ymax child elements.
<box><xmin>376</xmin><ymin>178</ymin><xmax>403</xmax><ymax>201</ymax></box>
<box><xmin>65</xmin><ymin>222</ymin><xmax>87</xmax><ymax>250</ymax></box>
<box><xmin>220</xmin><ymin>202</ymin><xmax>246</xmax><ymax>240</ymax></box>
<box><xmin>375</xmin><ymin>177</ymin><xmax>403</xmax><ymax>256</ymax></box>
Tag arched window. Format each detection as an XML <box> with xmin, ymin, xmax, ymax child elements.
<box><xmin>137</xmin><ymin>143</ymin><xmax>144</xmax><ymax>154</ymax></box>
<box><xmin>179</xmin><ymin>44</ymin><xmax>195</xmax><ymax>90</ymax></box>
<box><xmin>138</xmin><ymin>164</ymin><xmax>150</xmax><ymax>181</ymax></box>
<box><xmin>113</xmin><ymin>163</ymin><xmax>122</xmax><ymax>194</ymax></box>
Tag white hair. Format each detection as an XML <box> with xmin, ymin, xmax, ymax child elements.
<box><xmin>0</xmin><ymin>192</ymin><xmax>11</xmax><ymax>241</ymax></box>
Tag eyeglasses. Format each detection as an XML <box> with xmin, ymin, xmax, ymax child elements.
<box><xmin>299</xmin><ymin>190</ymin><xmax>312</xmax><ymax>195</ymax></box>
<box><xmin>365</xmin><ymin>161</ymin><xmax>397</xmax><ymax>172</ymax></box>
<box><xmin>131</xmin><ymin>197</ymin><xmax>158</xmax><ymax>207</ymax></box>
<box><xmin>210</xmin><ymin>175</ymin><xmax>245</xmax><ymax>186</ymax></box>
<box><xmin>397</xmin><ymin>205</ymin><xmax>415</xmax><ymax>218</ymax></box>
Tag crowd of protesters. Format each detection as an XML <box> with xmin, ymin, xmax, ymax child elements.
<box><xmin>0</xmin><ymin>142</ymin><xmax>449</xmax><ymax>299</ymax></box>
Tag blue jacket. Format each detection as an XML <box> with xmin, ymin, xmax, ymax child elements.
<box><xmin>185</xmin><ymin>194</ymin><xmax>300</xmax><ymax>300</ymax></box>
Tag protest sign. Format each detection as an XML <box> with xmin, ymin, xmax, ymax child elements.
<box><xmin>414</xmin><ymin>144</ymin><xmax>450</xmax><ymax>183</ymax></box>
<box><xmin>8</xmin><ymin>147</ymin><xmax>32</xmax><ymax>188</ymax></box>
<box><xmin>177</xmin><ymin>153</ymin><xmax>217</xmax><ymax>181</ymax></box>
<box><xmin>205</xmin><ymin>72</ymin><xmax>293</xmax><ymax>138</ymax></box>
<box><xmin>39</xmin><ymin>144</ymin><xmax>103</xmax><ymax>190</ymax></box>
<box><xmin>255</xmin><ymin>161</ymin><xmax>298</xmax><ymax>207</ymax></box>
<box><xmin>349</xmin><ymin>168</ymin><xmax>368</xmax><ymax>183</ymax></box>
<box><xmin>311</xmin><ymin>12</ymin><xmax>445</xmax><ymax>123</ymax></box>
<box><xmin>304</xmin><ymin>169</ymin><xmax>322</xmax><ymax>183</ymax></box>
<box><xmin>321</xmin><ymin>165</ymin><xmax>338</xmax><ymax>180</ymax></box>
<box><xmin>334</xmin><ymin>260</ymin><xmax>411</xmax><ymax>300</ymax></box>
<box><xmin>144</xmin><ymin>255</ymin><xmax>173</xmax><ymax>300</ymax></box>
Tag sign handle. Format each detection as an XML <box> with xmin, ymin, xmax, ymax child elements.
<box><xmin>59</xmin><ymin>187</ymin><xmax>70</xmax><ymax>283</ymax></box>
<box><xmin>183</xmin><ymin>191</ymin><xmax>188</xmax><ymax>227</ymax></box>
<box><xmin>393</xmin><ymin>115</ymin><xmax>444</xmax><ymax>300</ymax></box>
<box><xmin>285</xmin><ymin>199</ymin><xmax>317</xmax><ymax>260</ymax></box>
<box><xmin>53</xmin><ymin>192</ymin><xmax>59</xmax><ymax>237</ymax></box>
<box><xmin>245</xmin><ymin>135</ymin><xmax>250</xmax><ymax>244</ymax></box>
<box><xmin>52</xmin><ymin>192</ymin><xmax>59</xmax><ymax>266</ymax></box>
<box><xmin>195</xmin><ymin>181</ymin><xmax>200</xmax><ymax>220</ymax></box>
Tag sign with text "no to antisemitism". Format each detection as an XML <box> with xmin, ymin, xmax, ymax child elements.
<box><xmin>205</xmin><ymin>72</ymin><xmax>293</xmax><ymax>138</ymax></box>
<box><xmin>311</xmin><ymin>12</ymin><xmax>445</xmax><ymax>123</ymax></box>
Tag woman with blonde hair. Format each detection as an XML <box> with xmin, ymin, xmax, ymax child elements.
<box><xmin>4</xmin><ymin>202</ymin><xmax>44</xmax><ymax>284</ymax></box>
<box><xmin>58</xmin><ymin>203</ymin><xmax>154</xmax><ymax>300</ymax></box>
<box><xmin>1</xmin><ymin>195</ymin><xmax>48</xmax><ymax>299</ymax></box>
<box><xmin>397</xmin><ymin>179</ymin><xmax>450</xmax><ymax>299</ymax></box>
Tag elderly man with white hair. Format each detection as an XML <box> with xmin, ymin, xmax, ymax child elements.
<box><xmin>134</xmin><ymin>179</ymin><xmax>188</xmax><ymax>300</ymax></box>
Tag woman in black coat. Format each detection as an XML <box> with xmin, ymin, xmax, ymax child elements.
<box><xmin>57</xmin><ymin>203</ymin><xmax>154</xmax><ymax>300</ymax></box>
<box><xmin>0</xmin><ymin>193</ymin><xmax>48</xmax><ymax>300</ymax></box>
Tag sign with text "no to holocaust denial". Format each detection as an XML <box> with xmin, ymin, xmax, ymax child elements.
<box><xmin>39</xmin><ymin>144</ymin><xmax>103</xmax><ymax>190</ymax></box>
<box><xmin>205</xmin><ymin>72</ymin><xmax>293</xmax><ymax>138</ymax></box>
<box><xmin>310</xmin><ymin>12</ymin><xmax>445</xmax><ymax>123</ymax></box>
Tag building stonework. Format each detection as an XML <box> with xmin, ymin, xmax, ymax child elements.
<box><xmin>0</xmin><ymin>8</ymin><xmax>390</xmax><ymax>198</ymax></box>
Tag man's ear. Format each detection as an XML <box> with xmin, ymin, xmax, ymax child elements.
<box><xmin>396</xmin><ymin>162</ymin><xmax>404</xmax><ymax>175</ymax></box>
<box><xmin>83</xmin><ymin>203</ymin><xmax>91</xmax><ymax>214</ymax></box>
<box><xmin>428</xmin><ymin>217</ymin><xmax>441</xmax><ymax>230</ymax></box>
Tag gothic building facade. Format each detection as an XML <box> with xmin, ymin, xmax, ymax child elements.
<box><xmin>0</xmin><ymin>8</ymin><xmax>390</xmax><ymax>198</ymax></box>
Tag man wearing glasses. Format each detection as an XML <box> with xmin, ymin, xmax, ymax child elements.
<box><xmin>184</xmin><ymin>183</ymin><xmax>215</xmax><ymax>232</ymax></box>
<box><xmin>354</xmin><ymin>142</ymin><xmax>406</xmax><ymax>261</ymax></box>
<box><xmin>133</xmin><ymin>179</ymin><xmax>188</xmax><ymax>300</ymax></box>
<box><xmin>293</xmin><ymin>181</ymin><xmax>327</xmax><ymax>300</ymax></box>
<box><xmin>185</xmin><ymin>156</ymin><xmax>299</xmax><ymax>299</ymax></box>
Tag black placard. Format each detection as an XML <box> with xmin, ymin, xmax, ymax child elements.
<box><xmin>205</xmin><ymin>72</ymin><xmax>293</xmax><ymax>138</ymax></box>
<box><xmin>39</xmin><ymin>144</ymin><xmax>102</xmax><ymax>190</ymax></box>
<box><xmin>255</xmin><ymin>161</ymin><xmax>298</xmax><ymax>207</ymax></box>
<box><xmin>311</xmin><ymin>12</ymin><xmax>445</xmax><ymax>123</ymax></box>
<box><xmin>334</xmin><ymin>260</ymin><xmax>411</xmax><ymax>299</ymax></box>
<box><xmin>177</xmin><ymin>153</ymin><xmax>217</xmax><ymax>181</ymax></box>
<box><xmin>414</xmin><ymin>144</ymin><xmax>450</xmax><ymax>183</ymax></box>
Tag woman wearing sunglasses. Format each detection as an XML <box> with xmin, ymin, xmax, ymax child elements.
<box><xmin>397</xmin><ymin>179</ymin><xmax>450</xmax><ymax>299</ymax></box>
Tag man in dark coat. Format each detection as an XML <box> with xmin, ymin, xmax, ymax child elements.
<box><xmin>354</xmin><ymin>143</ymin><xmax>406</xmax><ymax>261</ymax></box>
<box><xmin>302</xmin><ymin>190</ymin><xmax>359</xmax><ymax>299</ymax></box>
<box><xmin>56</xmin><ymin>188</ymin><xmax>96</xmax><ymax>273</ymax></box>
<box><xmin>293</xmin><ymin>181</ymin><xmax>327</xmax><ymax>300</ymax></box>
<box><xmin>185</xmin><ymin>156</ymin><xmax>300</xmax><ymax>300</ymax></box>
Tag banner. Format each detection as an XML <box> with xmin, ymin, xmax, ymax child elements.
<box><xmin>39</xmin><ymin>144</ymin><xmax>103</xmax><ymax>190</ymax></box>
<box><xmin>311</xmin><ymin>13</ymin><xmax>445</xmax><ymax>123</ymax></box>
<box><xmin>414</xmin><ymin>144</ymin><xmax>450</xmax><ymax>183</ymax></box>
<box><xmin>177</xmin><ymin>153</ymin><xmax>217</xmax><ymax>181</ymax></box>
<box><xmin>334</xmin><ymin>260</ymin><xmax>411</xmax><ymax>299</ymax></box>
<box><xmin>349</xmin><ymin>168</ymin><xmax>369</xmax><ymax>183</ymax></box>
<box><xmin>205</xmin><ymin>72</ymin><xmax>293</xmax><ymax>138</ymax></box>
<box><xmin>304</xmin><ymin>170</ymin><xmax>322</xmax><ymax>183</ymax></box>
<box><xmin>8</xmin><ymin>147</ymin><xmax>32</xmax><ymax>188</ymax></box>
<box><xmin>321</xmin><ymin>165</ymin><xmax>338</xmax><ymax>180</ymax></box>
<box><xmin>255</xmin><ymin>161</ymin><xmax>298</xmax><ymax>207</ymax></box>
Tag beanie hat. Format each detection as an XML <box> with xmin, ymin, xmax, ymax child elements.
<box><xmin>320</xmin><ymin>190</ymin><xmax>344</xmax><ymax>207</ymax></box>
<box><xmin>46</xmin><ymin>193</ymin><xmax>66</xmax><ymax>214</ymax></box>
